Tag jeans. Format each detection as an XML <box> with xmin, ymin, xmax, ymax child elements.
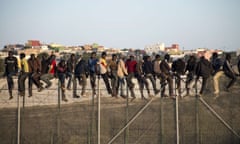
<box><xmin>101</xmin><ymin>73</ymin><xmax>112</xmax><ymax>94</ymax></box>
<box><xmin>6</xmin><ymin>72</ymin><xmax>16</xmax><ymax>95</ymax></box>
<box><xmin>66</xmin><ymin>72</ymin><xmax>73</xmax><ymax>89</ymax></box>
<box><xmin>213</xmin><ymin>71</ymin><xmax>224</xmax><ymax>93</ymax></box>
<box><xmin>73</xmin><ymin>74</ymin><xmax>87</xmax><ymax>96</ymax></box>
<box><xmin>90</xmin><ymin>73</ymin><xmax>97</xmax><ymax>95</ymax></box>
<box><xmin>40</xmin><ymin>73</ymin><xmax>54</xmax><ymax>86</ymax></box>
<box><xmin>18</xmin><ymin>72</ymin><xmax>29</xmax><ymax>96</ymax></box>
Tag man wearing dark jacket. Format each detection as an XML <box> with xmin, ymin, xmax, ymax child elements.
<box><xmin>28</xmin><ymin>54</ymin><xmax>43</xmax><ymax>97</ymax></box>
<box><xmin>172</xmin><ymin>58</ymin><xmax>185</xmax><ymax>96</ymax></box>
<box><xmin>143</xmin><ymin>56</ymin><xmax>160</xmax><ymax>95</ymax></box>
<box><xmin>185</xmin><ymin>55</ymin><xmax>197</xmax><ymax>96</ymax></box>
<box><xmin>66</xmin><ymin>54</ymin><xmax>77</xmax><ymax>90</ymax></box>
<box><xmin>160</xmin><ymin>54</ymin><xmax>175</xmax><ymax>98</ymax></box>
<box><xmin>4</xmin><ymin>51</ymin><xmax>18</xmax><ymax>99</ymax></box>
<box><xmin>223</xmin><ymin>53</ymin><xmax>237</xmax><ymax>91</ymax></box>
<box><xmin>73</xmin><ymin>57</ymin><xmax>89</xmax><ymax>97</ymax></box>
<box><xmin>195</xmin><ymin>55</ymin><xmax>213</xmax><ymax>96</ymax></box>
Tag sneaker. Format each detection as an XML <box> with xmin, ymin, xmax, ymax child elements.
<box><xmin>120</xmin><ymin>95</ymin><xmax>127</xmax><ymax>99</ymax></box>
<box><xmin>38</xmin><ymin>87</ymin><xmax>44</xmax><ymax>92</ymax></box>
<box><xmin>73</xmin><ymin>95</ymin><xmax>80</xmax><ymax>98</ymax></box>
<box><xmin>141</xmin><ymin>96</ymin><xmax>148</xmax><ymax>101</ymax></box>
<box><xmin>45</xmin><ymin>83</ymin><xmax>52</xmax><ymax>89</ymax></box>
<box><xmin>161</xmin><ymin>94</ymin><xmax>168</xmax><ymax>98</ymax></box>
<box><xmin>62</xmin><ymin>98</ymin><xmax>68</xmax><ymax>102</ymax></box>
<box><xmin>154</xmin><ymin>89</ymin><xmax>160</xmax><ymax>95</ymax></box>
<box><xmin>81</xmin><ymin>94</ymin><xmax>87</xmax><ymax>97</ymax></box>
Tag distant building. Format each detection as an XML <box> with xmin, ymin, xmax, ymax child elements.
<box><xmin>165</xmin><ymin>44</ymin><xmax>180</xmax><ymax>52</ymax></box>
<box><xmin>145</xmin><ymin>42</ymin><xmax>165</xmax><ymax>54</ymax></box>
<box><xmin>26</xmin><ymin>40</ymin><xmax>41</xmax><ymax>48</ymax></box>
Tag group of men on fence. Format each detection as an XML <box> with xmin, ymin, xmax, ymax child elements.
<box><xmin>3</xmin><ymin>50</ymin><xmax>240</xmax><ymax>102</ymax></box>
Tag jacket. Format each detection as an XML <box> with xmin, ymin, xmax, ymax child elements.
<box><xmin>28</xmin><ymin>58</ymin><xmax>41</xmax><ymax>73</ymax></box>
<box><xmin>4</xmin><ymin>56</ymin><xmax>18</xmax><ymax>74</ymax></box>
<box><xmin>75</xmin><ymin>59</ymin><xmax>89</xmax><ymax>75</ymax></box>
<box><xmin>196</xmin><ymin>57</ymin><xmax>213</xmax><ymax>78</ymax></box>
<box><xmin>160</xmin><ymin>60</ymin><xmax>171</xmax><ymax>76</ymax></box>
<box><xmin>117</xmin><ymin>59</ymin><xmax>128</xmax><ymax>78</ymax></box>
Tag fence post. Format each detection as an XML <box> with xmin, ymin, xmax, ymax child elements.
<box><xmin>17</xmin><ymin>93</ymin><xmax>21</xmax><ymax>144</ymax></box>
<box><xmin>57</xmin><ymin>80</ymin><xmax>61</xmax><ymax>144</ymax></box>
<box><xmin>195</xmin><ymin>78</ymin><xmax>200</xmax><ymax>144</ymax></box>
<box><xmin>124</xmin><ymin>82</ymin><xmax>129</xmax><ymax>144</ymax></box>
<box><xmin>97</xmin><ymin>75</ymin><xmax>101</xmax><ymax>144</ymax></box>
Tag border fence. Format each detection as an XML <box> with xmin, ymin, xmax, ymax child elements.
<box><xmin>0</xmin><ymin>76</ymin><xmax>240</xmax><ymax>144</ymax></box>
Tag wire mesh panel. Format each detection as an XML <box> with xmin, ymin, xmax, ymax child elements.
<box><xmin>0</xmin><ymin>77</ymin><xmax>240</xmax><ymax>144</ymax></box>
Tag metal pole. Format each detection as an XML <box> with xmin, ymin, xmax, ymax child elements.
<box><xmin>174</xmin><ymin>75</ymin><xmax>180</xmax><ymax>144</ymax></box>
<box><xmin>97</xmin><ymin>75</ymin><xmax>101</xmax><ymax>144</ymax></box>
<box><xmin>57</xmin><ymin>80</ymin><xmax>61</xmax><ymax>144</ymax></box>
<box><xmin>17</xmin><ymin>93</ymin><xmax>21</xmax><ymax>144</ymax></box>
<box><xmin>199</xmin><ymin>97</ymin><xmax>240</xmax><ymax>139</ymax></box>
<box><xmin>107</xmin><ymin>98</ymin><xmax>154</xmax><ymax>144</ymax></box>
<box><xmin>195</xmin><ymin>78</ymin><xmax>200</xmax><ymax>144</ymax></box>
<box><xmin>124</xmin><ymin>82</ymin><xmax>129</xmax><ymax>144</ymax></box>
<box><xmin>160</xmin><ymin>96</ymin><xmax>164</xmax><ymax>144</ymax></box>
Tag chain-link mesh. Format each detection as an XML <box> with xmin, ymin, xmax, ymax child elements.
<box><xmin>0</xmin><ymin>77</ymin><xmax>240</xmax><ymax>144</ymax></box>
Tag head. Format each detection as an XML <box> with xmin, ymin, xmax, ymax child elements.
<box><xmin>112</xmin><ymin>54</ymin><xmax>117</xmax><ymax>61</ymax></box>
<box><xmin>70</xmin><ymin>53</ymin><xmax>75</xmax><ymax>60</ymax></box>
<box><xmin>145</xmin><ymin>55</ymin><xmax>151</xmax><ymax>61</ymax></box>
<box><xmin>30</xmin><ymin>54</ymin><xmax>35</xmax><ymax>59</ymax></box>
<box><xmin>226</xmin><ymin>53</ymin><xmax>231</xmax><ymax>61</ymax></box>
<box><xmin>101</xmin><ymin>52</ymin><xmax>107</xmax><ymax>59</ymax></box>
<box><xmin>8</xmin><ymin>51</ymin><xmax>13</xmax><ymax>57</ymax></box>
<box><xmin>155</xmin><ymin>54</ymin><xmax>160</xmax><ymax>60</ymax></box>
<box><xmin>91</xmin><ymin>52</ymin><xmax>97</xmax><ymax>59</ymax></box>
<box><xmin>59</xmin><ymin>59</ymin><xmax>66</xmax><ymax>66</ymax></box>
<box><xmin>164</xmin><ymin>54</ymin><xmax>170</xmax><ymax>62</ymax></box>
<box><xmin>130</xmin><ymin>55</ymin><xmax>134</xmax><ymax>61</ymax></box>
<box><xmin>20</xmin><ymin>53</ymin><xmax>26</xmax><ymax>59</ymax></box>
<box><xmin>212</xmin><ymin>52</ymin><xmax>218</xmax><ymax>59</ymax></box>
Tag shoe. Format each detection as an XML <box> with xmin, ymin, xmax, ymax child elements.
<box><xmin>67</xmin><ymin>87</ymin><xmax>71</xmax><ymax>90</ymax></box>
<box><xmin>120</xmin><ymin>95</ymin><xmax>126</xmax><ymax>99</ymax></box>
<box><xmin>45</xmin><ymin>83</ymin><xmax>52</xmax><ymax>89</ymax></box>
<box><xmin>161</xmin><ymin>94</ymin><xmax>168</xmax><ymax>98</ymax></box>
<box><xmin>28</xmin><ymin>94</ymin><xmax>33</xmax><ymax>97</ymax></box>
<box><xmin>73</xmin><ymin>95</ymin><xmax>80</xmax><ymax>98</ymax></box>
<box><xmin>9</xmin><ymin>96</ymin><xmax>13</xmax><ymax>100</ymax></box>
<box><xmin>130</xmin><ymin>97</ymin><xmax>136</xmax><ymax>102</ymax></box>
<box><xmin>62</xmin><ymin>98</ymin><xmax>68</xmax><ymax>102</ymax></box>
<box><xmin>170</xmin><ymin>95</ymin><xmax>176</xmax><ymax>99</ymax></box>
<box><xmin>38</xmin><ymin>87</ymin><xmax>44</xmax><ymax>92</ymax></box>
<box><xmin>154</xmin><ymin>89</ymin><xmax>160</xmax><ymax>95</ymax></box>
<box><xmin>81</xmin><ymin>94</ymin><xmax>87</xmax><ymax>97</ymax></box>
<box><xmin>141</xmin><ymin>96</ymin><xmax>148</xmax><ymax>101</ymax></box>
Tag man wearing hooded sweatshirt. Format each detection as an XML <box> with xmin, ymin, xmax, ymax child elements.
<box><xmin>195</xmin><ymin>52</ymin><xmax>213</xmax><ymax>96</ymax></box>
<box><xmin>160</xmin><ymin>54</ymin><xmax>175</xmax><ymax>98</ymax></box>
<box><xmin>143</xmin><ymin>55</ymin><xmax>160</xmax><ymax>95</ymax></box>
<box><xmin>223</xmin><ymin>53</ymin><xmax>237</xmax><ymax>91</ymax></box>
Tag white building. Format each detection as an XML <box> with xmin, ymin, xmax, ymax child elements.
<box><xmin>144</xmin><ymin>42</ymin><xmax>165</xmax><ymax>54</ymax></box>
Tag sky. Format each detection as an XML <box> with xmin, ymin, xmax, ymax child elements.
<box><xmin>0</xmin><ymin>0</ymin><xmax>240</xmax><ymax>51</ymax></box>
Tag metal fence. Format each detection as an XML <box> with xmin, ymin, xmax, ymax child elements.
<box><xmin>0</xmin><ymin>77</ymin><xmax>240</xmax><ymax>144</ymax></box>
